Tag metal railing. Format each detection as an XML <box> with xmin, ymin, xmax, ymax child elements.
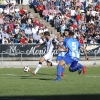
<box><xmin>0</xmin><ymin>52</ymin><xmax>99</xmax><ymax>67</ymax></box>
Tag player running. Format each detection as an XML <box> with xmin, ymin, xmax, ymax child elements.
<box><xmin>55</xmin><ymin>29</ymin><xmax>70</xmax><ymax>76</ymax></box>
<box><xmin>54</xmin><ymin>31</ymin><xmax>88</xmax><ymax>81</ymax></box>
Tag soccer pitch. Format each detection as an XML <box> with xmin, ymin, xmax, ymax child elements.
<box><xmin>0</xmin><ymin>67</ymin><xmax>100</xmax><ymax>100</ymax></box>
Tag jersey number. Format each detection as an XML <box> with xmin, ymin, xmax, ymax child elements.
<box><xmin>72</xmin><ymin>42</ymin><xmax>76</xmax><ymax>50</ymax></box>
<box><xmin>72</xmin><ymin>42</ymin><xmax>79</xmax><ymax>58</ymax></box>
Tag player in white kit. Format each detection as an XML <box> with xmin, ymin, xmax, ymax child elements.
<box><xmin>30</xmin><ymin>31</ymin><xmax>57</xmax><ymax>75</ymax></box>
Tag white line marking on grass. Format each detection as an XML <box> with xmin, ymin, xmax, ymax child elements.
<box><xmin>0</xmin><ymin>74</ymin><xmax>30</xmax><ymax>77</ymax></box>
<box><xmin>0</xmin><ymin>74</ymin><xmax>17</xmax><ymax>76</ymax></box>
<box><xmin>86</xmin><ymin>75</ymin><xmax>100</xmax><ymax>78</ymax></box>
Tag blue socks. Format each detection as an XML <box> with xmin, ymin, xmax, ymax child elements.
<box><xmin>71</xmin><ymin>66</ymin><xmax>78</xmax><ymax>72</ymax></box>
<box><xmin>61</xmin><ymin>67</ymin><xmax>64</xmax><ymax>73</ymax></box>
<box><xmin>70</xmin><ymin>63</ymin><xmax>84</xmax><ymax>73</ymax></box>
<box><xmin>56</xmin><ymin>65</ymin><xmax>62</xmax><ymax>80</ymax></box>
<box><xmin>77</xmin><ymin>63</ymin><xmax>84</xmax><ymax>68</ymax></box>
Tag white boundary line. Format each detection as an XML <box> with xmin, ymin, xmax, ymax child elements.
<box><xmin>86</xmin><ymin>75</ymin><xmax>100</xmax><ymax>78</ymax></box>
<box><xmin>0</xmin><ymin>74</ymin><xmax>30</xmax><ymax>77</ymax></box>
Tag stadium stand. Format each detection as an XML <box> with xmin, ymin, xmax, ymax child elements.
<box><xmin>29</xmin><ymin>0</ymin><xmax>100</xmax><ymax>44</ymax></box>
<box><xmin>0</xmin><ymin>0</ymin><xmax>99</xmax><ymax>44</ymax></box>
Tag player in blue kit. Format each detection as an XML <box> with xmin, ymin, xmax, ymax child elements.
<box><xmin>56</xmin><ymin>29</ymin><xmax>70</xmax><ymax>76</ymax></box>
<box><xmin>56</xmin><ymin>35</ymin><xmax>66</xmax><ymax>76</ymax></box>
<box><xmin>54</xmin><ymin>31</ymin><xmax>88</xmax><ymax>81</ymax></box>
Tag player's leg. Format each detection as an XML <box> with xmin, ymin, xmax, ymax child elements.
<box><xmin>31</xmin><ymin>53</ymin><xmax>51</xmax><ymax>75</ymax></box>
<box><xmin>54</xmin><ymin>55</ymin><xmax>72</xmax><ymax>81</ymax></box>
<box><xmin>46</xmin><ymin>60</ymin><xmax>58</xmax><ymax>67</ymax></box>
<box><xmin>54</xmin><ymin>59</ymin><xmax>66</xmax><ymax>81</ymax></box>
<box><xmin>69</xmin><ymin>61</ymin><xmax>79</xmax><ymax>72</ymax></box>
<box><xmin>56</xmin><ymin>56</ymin><xmax>65</xmax><ymax>76</ymax></box>
<box><xmin>46</xmin><ymin>53</ymin><xmax>58</xmax><ymax>67</ymax></box>
<box><xmin>30</xmin><ymin>57</ymin><xmax>45</xmax><ymax>75</ymax></box>
<box><xmin>69</xmin><ymin>61</ymin><xmax>86</xmax><ymax>74</ymax></box>
<box><xmin>77</xmin><ymin>63</ymin><xmax>86</xmax><ymax>74</ymax></box>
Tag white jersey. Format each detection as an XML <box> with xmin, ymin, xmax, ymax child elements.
<box><xmin>45</xmin><ymin>38</ymin><xmax>54</xmax><ymax>54</ymax></box>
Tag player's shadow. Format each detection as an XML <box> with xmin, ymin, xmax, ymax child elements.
<box><xmin>37</xmin><ymin>73</ymin><xmax>55</xmax><ymax>76</ymax></box>
<box><xmin>20</xmin><ymin>75</ymin><xmax>54</xmax><ymax>80</ymax></box>
<box><xmin>39</xmin><ymin>78</ymin><xmax>54</xmax><ymax>80</ymax></box>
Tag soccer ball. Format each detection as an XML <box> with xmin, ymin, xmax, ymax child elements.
<box><xmin>24</xmin><ymin>66</ymin><xmax>30</xmax><ymax>72</ymax></box>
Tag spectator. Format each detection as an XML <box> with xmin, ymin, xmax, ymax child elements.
<box><xmin>4</xmin><ymin>0</ymin><xmax>10</xmax><ymax>5</ymax></box>
<box><xmin>0</xmin><ymin>7</ymin><xmax>3</xmax><ymax>14</ymax></box>
<box><xmin>60</xmin><ymin>21</ymin><xmax>66</xmax><ymax>34</ymax></box>
<box><xmin>65</xmin><ymin>0</ymin><xmax>71</xmax><ymax>7</ymax></box>
<box><xmin>2</xmin><ymin>37</ymin><xmax>8</xmax><ymax>44</ymax></box>
<box><xmin>71</xmin><ymin>21</ymin><xmax>77</xmax><ymax>30</ymax></box>
<box><xmin>38</xmin><ymin>27</ymin><xmax>44</xmax><ymax>34</ymax></box>
<box><xmin>33</xmin><ymin>32</ymin><xmax>41</xmax><ymax>43</ymax></box>
<box><xmin>43</xmin><ymin>26</ymin><xmax>49</xmax><ymax>32</ymax></box>
<box><xmin>19</xmin><ymin>6</ymin><xmax>27</xmax><ymax>16</ymax></box>
<box><xmin>28</xmin><ymin>35</ymin><xmax>34</xmax><ymax>43</ymax></box>
<box><xmin>36</xmin><ymin>3</ymin><xmax>44</xmax><ymax>17</ymax></box>
<box><xmin>48</xmin><ymin>13</ymin><xmax>54</xmax><ymax>25</ymax></box>
<box><xmin>76</xmin><ymin>0</ymin><xmax>83</xmax><ymax>7</ymax></box>
<box><xmin>25</xmin><ymin>26</ymin><xmax>32</xmax><ymax>38</ymax></box>
<box><xmin>14</xmin><ymin>25</ymin><xmax>20</xmax><ymax>34</ymax></box>
<box><xmin>2</xmin><ymin>30</ymin><xmax>9</xmax><ymax>39</ymax></box>
<box><xmin>95</xmin><ymin>1</ymin><xmax>100</xmax><ymax>11</ymax></box>
<box><xmin>33</xmin><ymin>0</ymin><xmax>39</xmax><ymax>12</ymax></box>
<box><xmin>0</xmin><ymin>15</ymin><xmax>4</xmax><ymax>25</ymax></box>
<box><xmin>34</xmin><ymin>16</ymin><xmax>39</xmax><ymax>26</ymax></box>
<box><xmin>75</xmin><ymin>12</ymin><xmax>81</xmax><ymax>23</ymax></box>
<box><xmin>4</xmin><ymin>5</ymin><xmax>10</xmax><ymax>15</ymax></box>
<box><xmin>21</xmin><ymin>15</ymin><xmax>27</xmax><ymax>30</ymax></box>
<box><xmin>32</xmin><ymin>25</ymin><xmax>38</xmax><ymax>35</ymax></box>
<box><xmin>79</xmin><ymin>36</ymin><xmax>84</xmax><ymax>44</ymax></box>
<box><xmin>15</xmin><ymin>5</ymin><xmax>20</xmax><ymax>12</ymax></box>
<box><xmin>9</xmin><ymin>40</ymin><xmax>14</xmax><ymax>44</ymax></box>
<box><xmin>54</xmin><ymin>14</ymin><xmax>61</xmax><ymax>29</ymax></box>
<box><xmin>39</xmin><ymin>36</ymin><xmax>45</xmax><ymax>44</ymax></box>
<box><xmin>14</xmin><ymin>30</ymin><xmax>23</xmax><ymax>43</ymax></box>
<box><xmin>42</xmin><ymin>7</ymin><xmax>49</xmax><ymax>22</ymax></box>
<box><xmin>90</xmin><ymin>38</ymin><xmax>98</xmax><ymax>44</ymax></box>
<box><xmin>20</xmin><ymin>35</ymin><xmax>27</xmax><ymax>44</ymax></box>
<box><xmin>37</xmin><ymin>21</ymin><xmax>44</xmax><ymax>29</ymax></box>
<box><xmin>54</xmin><ymin>0</ymin><xmax>60</xmax><ymax>9</ymax></box>
<box><xmin>49</xmin><ymin>6</ymin><xmax>56</xmax><ymax>15</ymax></box>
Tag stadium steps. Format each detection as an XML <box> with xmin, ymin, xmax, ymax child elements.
<box><xmin>19</xmin><ymin>5</ymin><xmax>60</xmax><ymax>35</ymax></box>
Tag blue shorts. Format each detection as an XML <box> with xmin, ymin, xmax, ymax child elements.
<box><xmin>63</xmin><ymin>54</ymin><xmax>79</xmax><ymax>66</ymax></box>
<box><xmin>56</xmin><ymin>56</ymin><xmax>64</xmax><ymax>61</ymax></box>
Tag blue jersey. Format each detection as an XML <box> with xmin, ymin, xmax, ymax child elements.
<box><xmin>65</xmin><ymin>38</ymin><xmax>81</xmax><ymax>59</ymax></box>
<box><xmin>58</xmin><ymin>42</ymin><xmax>66</xmax><ymax>57</ymax></box>
<box><xmin>63</xmin><ymin>37</ymin><xmax>69</xmax><ymax>48</ymax></box>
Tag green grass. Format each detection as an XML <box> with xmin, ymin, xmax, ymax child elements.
<box><xmin>0</xmin><ymin>67</ymin><xmax>100</xmax><ymax>100</ymax></box>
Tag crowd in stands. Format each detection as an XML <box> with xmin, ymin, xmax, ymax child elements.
<box><xmin>0</xmin><ymin>0</ymin><xmax>99</xmax><ymax>45</ymax></box>
<box><xmin>0</xmin><ymin>0</ymin><xmax>50</xmax><ymax>44</ymax></box>
<box><xmin>29</xmin><ymin>0</ymin><xmax>100</xmax><ymax>44</ymax></box>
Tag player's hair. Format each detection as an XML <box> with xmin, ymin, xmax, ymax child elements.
<box><xmin>44</xmin><ymin>31</ymin><xmax>50</xmax><ymax>36</ymax></box>
<box><xmin>60</xmin><ymin>35</ymin><xmax>64</xmax><ymax>38</ymax></box>
<box><xmin>63</xmin><ymin>29</ymin><xmax>70</xmax><ymax>36</ymax></box>
<box><xmin>69</xmin><ymin>31</ymin><xmax>74</xmax><ymax>36</ymax></box>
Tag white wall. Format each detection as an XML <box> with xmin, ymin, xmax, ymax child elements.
<box><xmin>22</xmin><ymin>0</ymin><xmax>29</xmax><ymax>5</ymax></box>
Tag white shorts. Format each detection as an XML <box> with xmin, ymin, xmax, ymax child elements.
<box><xmin>43</xmin><ymin>53</ymin><xmax>53</xmax><ymax>62</ymax></box>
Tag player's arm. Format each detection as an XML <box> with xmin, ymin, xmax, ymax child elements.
<box><xmin>35</xmin><ymin>41</ymin><xmax>46</xmax><ymax>48</ymax></box>
<box><xmin>58</xmin><ymin>47</ymin><xmax>68</xmax><ymax>52</ymax></box>
<box><xmin>80</xmin><ymin>46</ymin><xmax>89</xmax><ymax>60</ymax></box>
<box><xmin>52</xmin><ymin>38</ymin><xmax>67</xmax><ymax>51</ymax></box>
